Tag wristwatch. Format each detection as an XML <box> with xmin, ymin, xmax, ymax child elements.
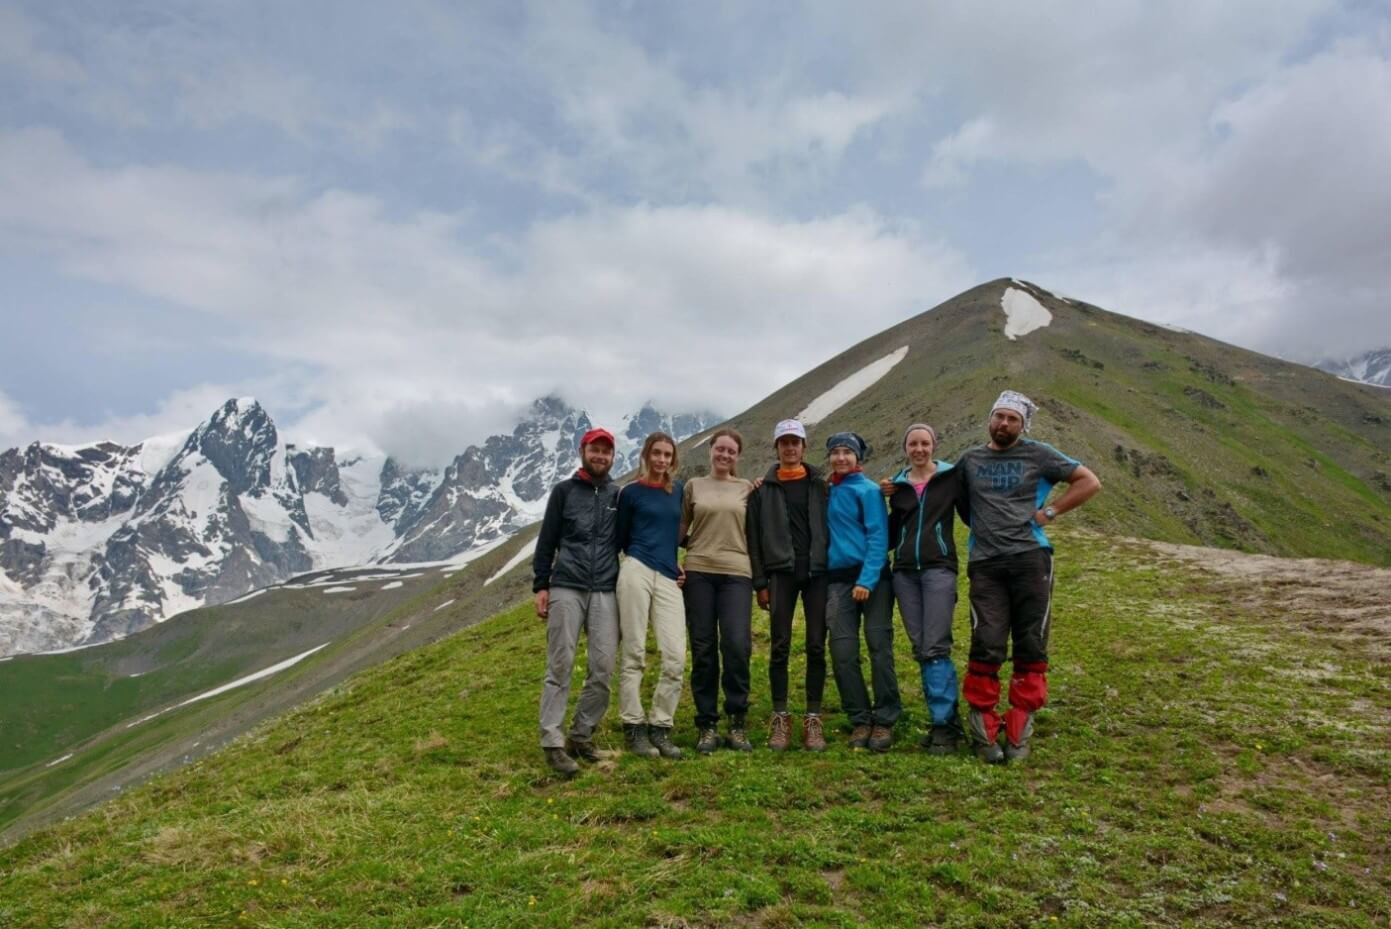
<box><xmin>1043</xmin><ymin>506</ymin><xmax>1058</xmax><ymax>521</ymax></box>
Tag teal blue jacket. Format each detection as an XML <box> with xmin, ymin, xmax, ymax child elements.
<box><xmin>826</xmin><ymin>470</ymin><xmax>889</xmax><ymax>590</ymax></box>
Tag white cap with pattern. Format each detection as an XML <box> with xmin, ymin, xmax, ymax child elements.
<box><xmin>773</xmin><ymin>419</ymin><xmax>807</xmax><ymax>443</ymax></box>
<box><xmin>990</xmin><ymin>390</ymin><xmax>1037</xmax><ymax>431</ymax></box>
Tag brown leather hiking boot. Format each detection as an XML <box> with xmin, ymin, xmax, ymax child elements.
<box><xmin>848</xmin><ymin>724</ymin><xmax>871</xmax><ymax>749</ymax></box>
<box><xmin>768</xmin><ymin>712</ymin><xmax>792</xmax><ymax>751</ymax></box>
<box><xmin>802</xmin><ymin>713</ymin><xmax>827</xmax><ymax>752</ymax></box>
<box><xmin>868</xmin><ymin>724</ymin><xmax>894</xmax><ymax>753</ymax></box>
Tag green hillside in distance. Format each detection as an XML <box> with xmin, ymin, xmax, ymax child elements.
<box><xmin>689</xmin><ymin>278</ymin><xmax>1390</xmax><ymax>565</ymax></box>
<box><xmin>0</xmin><ymin>541</ymin><xmax>539</xmax><ymax>840</ymax></box>
<box><xmin>2</xmin><ymin>528</ymin><xmax>1385</xmax><ymax>927</ymax></box>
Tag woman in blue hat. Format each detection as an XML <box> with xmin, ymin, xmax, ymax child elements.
<box><xmin>824</xmin><ymin>431</ymin><xmax>899</xmax><ymax>751</ymax></box>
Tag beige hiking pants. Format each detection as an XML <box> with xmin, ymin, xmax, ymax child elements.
<box><xmin>616</xmin><ymin>557</ymin><xmax>687</xmax><ymax>728</ymax></box>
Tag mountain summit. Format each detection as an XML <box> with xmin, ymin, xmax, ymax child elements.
<box><xmin>711</xmin><ymin>278</ymin><xmax>1390</xmax><ymax>564</ymax></box>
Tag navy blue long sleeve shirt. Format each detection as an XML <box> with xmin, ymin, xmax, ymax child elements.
<box><xmin>616</xmin><ymin>479</ymin><xmax>683</xmax><ymax>580</ymax></box>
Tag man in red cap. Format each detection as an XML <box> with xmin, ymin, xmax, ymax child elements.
<box><xmin>533</xmin><ymin>426</ymin><xmax>621</xmax><ymax>777</ymax></box>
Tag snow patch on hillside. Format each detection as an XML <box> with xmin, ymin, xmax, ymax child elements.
<box><xmin>125</xmin><ymin>643</ymin><xmax>330</xmax><ymax>729</ymax></box>
<box><xmin>486</xmin><ymin>539</ymin><xmax>538</xmax><ymax>586</ymax></box>
<box><xmin>1001</xmin><ymin>287</ymin><xmax>1052</xmax><ymax>340</ymax></box>
<box><xmin>797</xmin><ymin>347</ymin><xmax>910</xmax><ymax>426</ymax></box>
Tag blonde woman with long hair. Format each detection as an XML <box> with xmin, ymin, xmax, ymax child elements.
<box><xmin>615</xmin><ymin>432</ymin><xmax>686</xmax><ymax>759</ymax></box>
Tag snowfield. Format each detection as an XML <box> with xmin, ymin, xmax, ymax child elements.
<box><xmin>797</xmin><ymin>347</ymin><xmax>910</xmax><ymax>426</ymax></box>
<box><xmin>486</xmin><ymin>539</ymin><xmax>538</xmax><ymax>586</ymax></box>
<box><xmin>1000</xmin><ymin>286</ymin><xmax>1053</xmax><ymax>340</ymax></box>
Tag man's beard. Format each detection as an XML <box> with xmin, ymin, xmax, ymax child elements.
<box><xmin>583</xmin><ymin>459</ymin><xmax>611</xmax><ymax>479</ymax></box>
<box><xmin>989</xmin><ymin>427</ymin><xmax>1020</xmax><ymax>448</ymax></box>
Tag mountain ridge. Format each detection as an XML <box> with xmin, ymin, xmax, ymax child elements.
<box><xmin>0</xmin><ymin>396</ymin><xmax>715</xmax><ymax>655</ymax></box>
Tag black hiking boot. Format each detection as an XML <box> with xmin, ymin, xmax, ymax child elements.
<box><xmin>696</xmin><ymin>726</ymin><xmax>721</xmax><ymax>755</ymax></box>
<box><xmin>564</xmin><ymin>736</ymin><xmax>600</xmax><ymax>763</ymax></box>
<box><xmin>726</xmin><ymin>716</ymin><xmax>753</xmax><ymax>752</ymax></box>
<box><xmin>624</xmin><ymin>723</ymin><xmax>660</xmax><ymax>758</ymax></box>
<box><xmin>544</xmin><ymin>747</ymin><xmax>579</xmax><ymax>778</ymax></box>
<box><xmin>648</xmin><ymin>726</ymin><xmax>683</xmax><ymax>760</ymax></box>
<box><xmin>924</xmin><ymin>723</ymin><xmax>961</xmax><ymax>756</ymax></box>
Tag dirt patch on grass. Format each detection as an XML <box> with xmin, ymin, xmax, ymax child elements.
<box><xmin>1145</xmin><ymin>541</ymin><xmax>1391</xmax><ymax>657</ymax></box>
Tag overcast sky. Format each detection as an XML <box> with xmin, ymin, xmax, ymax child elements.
<box><xmin>2</xmin><ymin>1</ymin><xmax>1388</xmax><ymax>464</ymax></box>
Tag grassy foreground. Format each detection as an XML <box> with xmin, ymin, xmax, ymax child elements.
<box><xmin>2</xmin><ymin>529</ymin><xmax>1387</xmax><ymax>928</ymax></box>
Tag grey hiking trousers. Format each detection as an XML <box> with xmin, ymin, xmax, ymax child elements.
<box><xmin>539</xmin><ymin>588</ymin><xmax>618</xmax><ymax>749</ymax></box>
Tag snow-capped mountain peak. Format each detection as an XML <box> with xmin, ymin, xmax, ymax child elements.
<box><xmin>1</xmin><ymin>395</ymin><xmax>716</xmax><ymax>654</ymax></box>
<box><xmin>1317</xmin><ymin>348</ymin><xmax>1391</xmax><ymax>387</ymax></box>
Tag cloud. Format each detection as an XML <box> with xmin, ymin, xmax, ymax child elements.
<box><xmin>0</xmin><ymin>389</ymin><xmax>35</xmax><ymax>450</ymax></box>
<box><xmin>0</xmin><ymin>128</ymin><xmax>972</xmax><ymax>465</ymax></box>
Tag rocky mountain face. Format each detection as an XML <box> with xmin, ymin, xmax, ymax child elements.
<box><xmin>1316</xmin><ymin>348</ymin><xmax>1391</xmax><ymax>387</ymax></box>
<box><xmin>383</xmin><ymin>397</ymin><xmax>716</xmax><ymax>563</ymax></box>
<box><xmin>0</xmin><ymin>397</ymin><xmax>713</xmax><ymax>655</ymax></box>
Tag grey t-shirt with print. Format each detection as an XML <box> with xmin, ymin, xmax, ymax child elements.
<box><xmin>957</xmin><ymin>438</ymin><xmax>1080</xmax><ymax>562</ymax></box>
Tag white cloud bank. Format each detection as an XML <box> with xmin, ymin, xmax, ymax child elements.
<box><xmin>0</xmin><ymin>128</ymin><xmax>971</xmax><ymax>463</ymax></box>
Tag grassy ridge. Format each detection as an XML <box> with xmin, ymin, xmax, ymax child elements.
<box><xmin>700</xmin><ymin>279</ymin><xmax>1391</xmax><ymax>566</ymax></box>
<box><xmin>3</xmin><ymin>528</ymin><xmax>1386</xmax><ymax>928</ymax></box>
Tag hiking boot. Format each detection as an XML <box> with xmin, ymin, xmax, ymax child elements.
<box><xmin>648</xmin><ymin>726</ymin><xmax>683</xmax><ymax>760</ymax></box>
<box><xmin>768</xmin><ymin>712</ymin><xmax>792</xmax><ymax>751</ymax></box>
<box><xmin>544</xmin><ymin>747</ymin><xmax>579</xmax><ymax>778</ymax></box>
<box><xmin>564</xmin><ymin>736</ymin><xmax>600</xmax><ymax>763</ymax></box>
<box><xmin>924</xmin><ymin>723</ymin><xmax>961</xmax><ymax>756</ymax></box>
<box><xmin>696</xmin><ymin>726</ymin><xmax>721</xmax><ymax>754</ymax></box>
<box><xmin>867</xmin><ymin>724</ymin><xmax>894</xmax><ymax>753</ymax></box>
<box><xmin>966</xmin><ymin>709</ymin><xmax>1005</xmax><ymax>765</ymax></box>
<box><xmin>848</xmin><ymin>724</ymin><xmax>871</xmax><ymax>749</ymax></box>
<box><xmin>624</xmin><ymin>723</ymin><xmax>660</xmax><ymax>759</ymax></box>
<box><xmin>726</xmin><ymin>717</ymin><xmax>753</xmax><ymax>752</ymax></box>
<box><xmin>802</xmin><ymin>713</ymin><xmax>827</xmax><ymax>752</ymax></box>
<box><xmin>1003</xmin><ymin>712</ymin><xmax>1035</xmax><ymax>763</ymax></box>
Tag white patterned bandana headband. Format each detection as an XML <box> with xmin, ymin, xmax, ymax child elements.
<box><xmin>990</xmin><ymin>390</ymin><xmax>1037</xmax><ymax>432</ymax></box>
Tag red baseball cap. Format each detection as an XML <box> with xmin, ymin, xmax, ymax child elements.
<box><xmin>580</xmin><ymin>428</ymin><xmax>615</xmax><ymax>448</ymax></box>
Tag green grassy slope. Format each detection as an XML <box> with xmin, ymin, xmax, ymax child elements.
<box><xmin>2</xmin><ymin>528</ymin><xmax>1385</xmax><ymax>928</ymax></box>
<box><xmin>0</xmin><ymin>537</ymin><xmax>539</xmax><ymax>839</ymax></box>
<box><xmin>684</xmin><ymin>279</ymin><xmax>1391</xmax><ymax>564</ymax></box>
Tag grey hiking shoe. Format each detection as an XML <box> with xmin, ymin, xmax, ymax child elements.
<box><xmin>565</xmin><ymin>736</ymin><xmax>600</xmax><ymax>763</ymax></box>
<box><xmin>648</xmin><ymin>726</ymin><xmax>683</xmax><ymax>760</ymax></box>
<box><xmin>768</xmin><ymin>712</ymin><xmax>792</xmax><ymax>751</ymax></box>
<box><xmin>1004</xmin><ymin>713</ymin><xmax>1034</xmax><ymax>763</ymax></box>
<box><xmin>966</xmin><ymin>709</ymin><xmax>1004</xmax><ymax>765</ymax></box>
<box><xmin>544</xmin><ymin>747</ymin><xmax>579</xmax><ymax>777</ymax></box>
<box><xmin>624</xmin><ymin>723</ymin><xmax>660</xmax><ymax>759</ymax></box>
<box><xmin>726</xmin><ymin>716</ymin><xmax>753</xmax><ymax>752</ymax></box>
<box><xmin>696</xmin><ymin>726</ymin><xmax>721</xmax><ymax>754</ymax></box>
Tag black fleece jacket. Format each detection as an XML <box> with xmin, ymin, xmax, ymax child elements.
<box><xmin>532</xmin><ymin>471</ymin><xmax>620</xmax><ymax>592</ymax></box>
<box><xmin>746</xmin><ymin>462</ymin><xmax>829</xmax><ymax>590</ymax></box>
